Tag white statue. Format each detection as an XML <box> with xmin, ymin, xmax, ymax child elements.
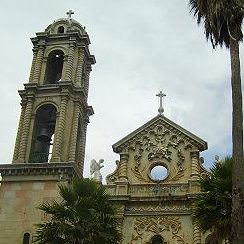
<box><xmin>90</xmin><ymin>159</ymin><xmax>104</xmax><ymax>182</ymax></box>
<box><xmin>214</xmin><ymin>155</ymin><xmax>220</xmax><ymax>164</ymax></box>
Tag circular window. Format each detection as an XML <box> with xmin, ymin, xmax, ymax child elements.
<box><xmin>150</xmin><ymin>165</ymin><xmax>168</xmax><ymax>181</ymax></box>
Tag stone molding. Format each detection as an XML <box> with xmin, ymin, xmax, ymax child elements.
<box><xmin>113</xmin><ymin>115</ymin><xmax>207</xmax><ymax>154</ymax></box>
<box><xmin>0</xmin><ymin>163</ymin><xmax>81</xmax><ymax>179</ymax></box>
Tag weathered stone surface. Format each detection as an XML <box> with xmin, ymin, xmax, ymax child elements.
<box><xmin>106</xmin><ymin>114</ymin><xmax>209</xmax><ymax>244</ymax></box>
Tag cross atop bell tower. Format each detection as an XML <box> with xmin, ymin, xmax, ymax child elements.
<box><xmin>12</xmin><ymin>13</ymin><xmax>96</xmax><ymax>174</ymax></box>
<box><xmin>66</xmin><ymin>9</ymin><xmax>74</xmax><ymax>19</ymax></box>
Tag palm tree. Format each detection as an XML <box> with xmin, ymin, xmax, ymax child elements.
<box><xmin>192</xmin><ymin>157</ymin><xmax>232</xmax><ymax>243</ymax></box>
<box><xmin>189</xmin><ymin>1</ymin><xmax>244</xmax><ymax>242</ymax></box>
<box><xmin>34</xmin><ymin>178</ymin><xmax>121</xmax><ymax>244</ymax></box>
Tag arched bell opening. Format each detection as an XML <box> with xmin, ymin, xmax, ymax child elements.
<box><xmin>29</xmin><ymin>104</ymin><xmax>57</xmax><ymax>163</ymax></box>
<box><xmin>151</xmin><ymin>235</ymin><xmax>164</xmax><ymax>244</ymax></box>
<box><xmin>44</xmin><ymin>50</ymin><xmax>64</xmax><ymax>84</ymax></box>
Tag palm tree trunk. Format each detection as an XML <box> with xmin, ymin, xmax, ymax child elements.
<box><xmin>229</xmin><ymin>38</ymin><xmax>244</xmax><ymax>244</ymax></box>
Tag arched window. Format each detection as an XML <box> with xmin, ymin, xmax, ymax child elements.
<box><xmin>57</xmin><ymin>26</ymin><xmax>64</xmax><ymax>33</ymax></box>
<box><xmin>23</xmin><ymin>233</ymin><xmax>30</xmax><ymax>244</ymax></box>
<box><xmin>44</xmin><ymin>50</ymin><xmax>64</xmax><ymax>84</ymax></box>
<box><xmin>151</xmin><ymin>235</ymin><xmax>164</xmax><ymax>244</ymax></box>
<box><xmin>29</xmin><ymin>104</ymin><xmax>57</xmax><ymax>163</ymax></box>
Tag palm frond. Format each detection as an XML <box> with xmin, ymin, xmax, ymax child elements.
<box><xmin>189</xmin><ymin>0</ymin><xmax>244</xmax><ymax>48</ymax></box>
<box><xmin>192</xmin><ymin>157</ymin><xmax>232</xmax><ymax>243</ymax></box>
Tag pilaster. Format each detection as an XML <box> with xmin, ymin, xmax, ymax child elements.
<box><xmin>65</xmin><ymin>43</ymin><xmax>75</xmax><ymax>81</ymax></box>
<box><xmin>190</xmin><ymin>150</ymin><xmax>200</xmax><ymax>179</ymax></box>
<box><xmin>119</xmin><ymin>153</ymin><xmax>129</xmax><ymax>180</ymax></box>
<box><xmin>193</xmin><ymin>221</ymin><xmax>201</xmax><ymax>244</ymax></box>
<box><xmin>51</xmin><ymin>93</ymin><xmax>68</xmax><ymax>162</ymax></box>
<box><xmin>12</xmin><ymin>102</ymin><xmax>26</xmax><ymax>162</ymax></box>
<box><xmin>68</xmin><ymin>101</ymin><xmax>80</xmax><ymax>163</ymax></box>
<box><xmin>75</xmin><ymin>47</ymin><xmax>85</xmax><ymax>86</ymax></box>
<box><xmin>77</xmin><ymin>118</ymin><xmax>88</xmax><ymax>174</ymax></box>
<box><xmin>29</xmin><ymin>48</ymin><xmax>38</xmax><ymax>82</ymax></box>
<box><xmin>18</xmin><ymin>97</ymin><xmax>34</xmax><ymax>162</ymax></box>
<box><xmin>33</xmin><ymin>42</ymin><xmax>45</xmax><ymax>82</ymax></box>
<box><xmin>84</xmin><ymin>65</ymin><xmax>91</xmax><ymax>98</ymax></box>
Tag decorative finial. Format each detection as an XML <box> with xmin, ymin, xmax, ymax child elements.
<box><xmin>156</xmin><ymin>91</ymin><xmax>166</xmax><ymax>114</ymax></box>
<box><xmin>66</xmin><ymin>10</ymin><xmax>74</xmax><ymax>19</ymax></box>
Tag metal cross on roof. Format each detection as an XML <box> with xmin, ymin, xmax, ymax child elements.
<box><xmin>156</xmin><ymin>91</ymin><xmax>166</xmax><ymax>114</ymax></box>
<box><xmin>66</xmin><ymin>10</ymin><xmax>74</xmax><ymax>19</ymax></box>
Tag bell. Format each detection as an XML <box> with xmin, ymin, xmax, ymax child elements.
<box><xmin>37</xmin><ymin>127</ymin><xmax>51</xmax><ymax>142</ymax></box>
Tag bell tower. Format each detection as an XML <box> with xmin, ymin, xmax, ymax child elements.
<box><xmin>12</xmin><ymin>11</ymin><xmax>95</xmax><ymax>173</ymax></box>
<box><xmin>0</xmin><ymin>12</ymin><xmax>95</xmax><ymax>244</ymax></box>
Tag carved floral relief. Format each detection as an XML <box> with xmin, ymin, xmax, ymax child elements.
<box><xmin>127</xmin><ymin>124</ymin><xmax>191</xmax><ymax>183</ymax></box>
<box><xmin>127</xmin><ymin>216</ymin><xmax>185</xmax><ymax>244</ymax></box>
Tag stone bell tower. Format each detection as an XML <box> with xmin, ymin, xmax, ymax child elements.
<box><xmin>12</xmin><ymin>10</ymin><xmax>95</xmax><ymax>171</ymax></box>
<box><xmin>0</xmin><ymin>11</ymin><xmax>95</xmax><ymax>244</ymax></box>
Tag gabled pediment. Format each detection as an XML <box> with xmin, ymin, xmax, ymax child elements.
<box><xmin>113</xmin><ymin>114</ymin><xmax>207</xmax><ymax>154</ymax></box>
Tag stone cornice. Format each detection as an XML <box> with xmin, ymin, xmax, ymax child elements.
<box><xmin>31</xmin><ymin>32</ymin><xmax>96</xmax><ymax>65</ymax></box>
<box><xmin>109</xmin><ymin>195</ymin><xmax>189</xmax><ymax>202</ymax></box>
<box><xmin>18</xmin><ymin>82</ymin><xmax>93</xmax><ymax>117</ymax></box>
<box><xmin>0</xmin><ymin>163</ymin><xmax>81</xmax><ymax>178</ymax></box>
<box><xmin>113</xmin><ymin>114</ymin><xmax>208</xmax><ymax>153</ymax></box>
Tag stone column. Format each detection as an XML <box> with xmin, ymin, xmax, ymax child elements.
<box><xmin>29</xmin><ymin>48</ymin><xmax>38</xmax><ymax>82</ymax></box>
<box><xmin>193</xmin><ymin>221</ymin><xmax>201</xmax><ymax>244</ymax></box>
<box><xmin>68</xmin><ymin>102</ymin><xmax>80</xmax><ymax>163</ymax></box>
<box><xmin>51</xmin><ymin>94</ymin><xmax>68</xmax><ymax>162</ymax></box>
<box><xmin>18</xmin><ymin>97</ymin><xmax>34</xmax><ymax>162</ymax></box>
<box><xmin>33</xmin><ymin>43</ymin><xmax>45</xmax><ymax>83</ymax></box>
<box><xmin>12</xmin><ymin>101</ymin><xmax>26</xmax><ymax>162</ymax></box>
<box><xmin>190</xmin><ymin>150</ymin><xmax>200</xmax><ymax>179</ymax></box>
<box><xmin>65</xmin><ymin>43</ymin><xmax>75</xmax><ymax>81</ymax></box>
<box><xmin>75</xmin><ymin>47</ymin><xmax>85</xmax><ymax>86</ymax></box>
<box><xmin>84</xmin><ymin>66</ymin><xmax>91</xmax><ymax>98</ymax></box>
<box><xmin>77</xmin><ymin>118</ymin><xmax>88</xmax><ymax>174</ymax></box>
<box><xmin>119</xmin><ymin>153</ymin><xmax>129</xmax><ymax>179</ymax></box>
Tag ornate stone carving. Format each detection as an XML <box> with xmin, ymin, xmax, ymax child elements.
<box><xmin>168</xmin><ymin>134</ymin><xmax>184</xmax><ymax>149</ymax></box>
<box><xmin>115</xmin><ymin>117</ymin><xmax>207</xmax><ymax>153</ymax></box>
<box><xmin>168</xmin><ymin>149</ymin><xmax>186</xmax><ymax>182</ymax></box>
<box><xmin>128</xmin><ymin>216</ymin><xmax>185</xmax><ymax>244</ymax></box>
<box><xmin>106</xmin><ymin>160</ymin><xmax>120</xmax><ymax>183</ymax></box>
<box><xmin>128</xmin><ymin>205</ymin><xmax>191</xmax><ymax>212</ymax></box>
<box><xmin>129</xmin><ymin>184</ymin><xmax>189</xmax><ymax>196</ymax></box>
<box><xmin>131</xmin><ymin>166</ymin><xmax>150</xmax><ymax>183</ymax></box>
<box><xmin>148</xmin><ymin>146</ymin><xmax>172</xmax><ymax>162</ymax></box>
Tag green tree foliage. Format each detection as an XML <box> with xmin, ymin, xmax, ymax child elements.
<box><xmin>34</xmin><ymin>178</ymin><xmax>121</xmax><ymax>244</ymax></box>
<box><xmin>189</xmin><ymin>1</ymin><xmax>244</xmax><ymax>242</ymax></box>
<box><xmin>192</xmin><ymin>157</ymin><xmax>232</xmax><ymax>243</ymax></box>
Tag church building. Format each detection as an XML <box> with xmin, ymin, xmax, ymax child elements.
<box><xmin>0</xmin><ymin>13</ymin><xmax>211</xmax><ymax>244</ymax></box>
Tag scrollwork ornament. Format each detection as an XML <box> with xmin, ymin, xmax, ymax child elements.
<box><xmin>128</xmin><ymin>216</ymin><xmax>185</xmax><ymax>244</ymax></box>
<box><xmin>148</xmin><ymin>146</ymin><xmax>172</xmax><ymax>161</ymax></box>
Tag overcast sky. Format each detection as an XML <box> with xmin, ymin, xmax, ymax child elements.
<box><xmin>0</xmin><ymin>0</ymin><xmax>243</xmax><ymax>181</ymax></box>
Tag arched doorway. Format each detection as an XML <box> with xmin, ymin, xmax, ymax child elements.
<box><xmin>151</xmin><ymin>235</ymin><xmax>164</xmax><ymax>244</ymax></box>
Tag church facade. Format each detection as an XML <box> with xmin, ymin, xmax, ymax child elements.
<box><xmin>106</xmin><ymin>114</ymin><xmax>209</xmax><ymax>244</ymax></box>
<box><xmin>0</xmin><ymin>13</ymin><xmax>211</xmax><ymax>244</ymax></box>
